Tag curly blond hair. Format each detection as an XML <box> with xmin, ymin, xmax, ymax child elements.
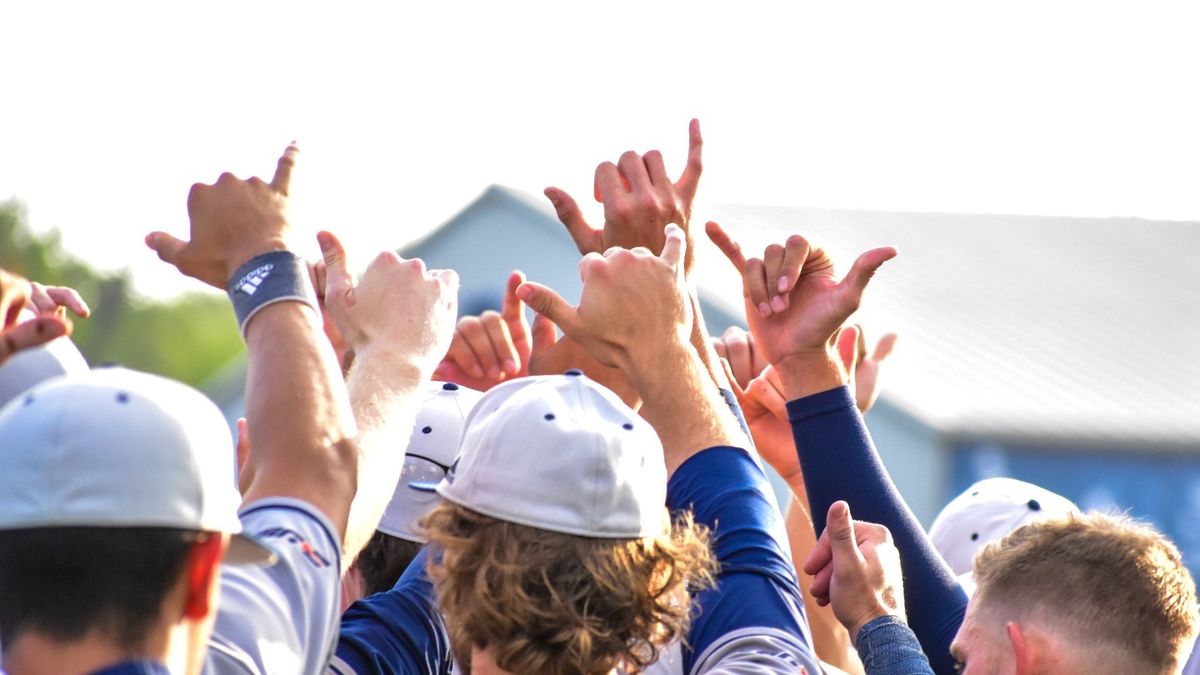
<box><xmin>422</xmin><ymin>501</ymin><xmax>716</xmax><ymax>674</ymax></box>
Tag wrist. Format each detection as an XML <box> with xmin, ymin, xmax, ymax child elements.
<box><xmin>226</xmin><ymin>239</ymin><xmax>289</xmax><ymax>282</ymax></box>
<box><xmin>351</xmin><ymin>344</ymin><xmax>435</xmax><ymax>383</ymax></box>
<box><xmin>849</xmin><ymin>610</ymin><xmax>898</xmax><ymax>645</ymax></box>
<box><xmin>775</xmin><ymin>350</ymin><xmax>846</xmax><ymax>400</ymax></box>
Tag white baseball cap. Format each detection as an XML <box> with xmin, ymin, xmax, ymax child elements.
<box><xmin>438</xmin><ymin>372</ymin><xmax>668</xmax><ymax>539</ymax></box>
<box><xmin>929</xmin><ymin>477</ymin><xmax>1079</xmax><ymax>576</ymax></box>
<box><xmin>0</xmin><ymin>336</ymin><xmax>89</xmax><ymax>408</ymax></box>
<box><xmin>0</xmin><ymin>367</ymin><xmax>273</xmax><ymax>564</ymax></box>
<box><xmin>376</xmin><ymin>381</ymin><xmax>483</xmax><ymax>543</ymax></box>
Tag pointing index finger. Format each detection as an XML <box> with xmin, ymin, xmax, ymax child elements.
<box><xmin>271</xmin><ymin>142</ymin><xmax>299</xmax><ymax>195</ymax></box>
<box><xmin>704</xmin><ymin>220</ymin><xmax>747</xmax><ymax>271</ymax></box>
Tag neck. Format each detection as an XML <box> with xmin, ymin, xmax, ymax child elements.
<box><xmin>3</xmin><ymin>627</ymin><xmax>170</xmax><ymax>675</ymax></box>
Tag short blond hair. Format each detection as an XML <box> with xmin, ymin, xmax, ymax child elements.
<box><xmin>422</xmin><ymin>501</ymin><xmax>716</xmax><ymax>674</ymax></box>
<box><xmin>973</xmin><ymin>512</ymin><xmax>1198</xmax><ymax>673</ymax></box>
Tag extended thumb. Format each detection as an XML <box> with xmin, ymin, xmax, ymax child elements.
<box><xmin>827</xmin><ymin>501</ymin><xmax>862</xmax><ymax>560</ymax></box>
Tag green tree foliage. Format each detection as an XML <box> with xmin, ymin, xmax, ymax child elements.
<box><xmin>0</xmin><ymin>199</ymin><xmax>243</xmax><ymax>387</ymax></box>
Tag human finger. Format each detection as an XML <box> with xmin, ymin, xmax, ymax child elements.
<box><xmin>530</xmin><ymin>312</ymin><xmax>558</xmax><ymax>359</ymax></box>
<box><xmin>744</xmin><ymin>257</ymin><xmax>771</xmax><ymax>319</ymax></box>
<box><xmin>480</xmin><ymin>310</ymin><xmax>519</xmax><ymax>377</ymax></box>
<box><xmin>836</xmin><ymin>325</ymin><xmax>861</xmax><ymax>376</ymax></box>
<box><xmin>660</xmin><ymin>224</ymin><xmax>686</xmax><ymax>272</ymax></box>
<box><xmin>776</xmin><ymin>234</ymin><xmax>810</xmax><ymax>299</ymax></box>
<box><xmin>270</xmin><ymin>142</ymin><xmax>299</xmax><ymax>195</ymax></box>
<box><xmin>0</xmin><ymin>316</ymin><xmax>70</xmax><ymax>365</ymax></box>
<box><xmin>317</xmin><ymin>231</ymin><xmax>357</xmax><ymax>306</ymax></box>
<box><xmin>41</xmin><ymin>285</ymin><xmax>91</xmax><ymax>318</ymax></box>
<box><xmin>516</xmin><ymin>281</ymin><xmax>583</xmax><ymax>340</ymax></box>
<box><xmin>871</xmin><ymin>333</ymin><xmax>899</xmax><ymax>363</ymax></box>
<box><xmin>145</xmin><ymin>231</ymin><xmax>188</xmax><ymax>268</ymax></box>
<box><xmin>643</xmin><ymin>150</ymin><xmax>671</xmax><ymax>187</ymax></box>
<box><xmin>704</xmin><ymin>220</ymin><xmax>747</xmax><ymax>271</ymax></box>
<box><xmin>674</xmin><ymin>118</ymin><xmax>703</xmax><ymax>204</ymax></box>
<box><xmin>809</xmin><ymin>563</ymin><xmax>834</xmax><ymax>606</ymax></box>
<box><xmin>804</xmin><ymin>528</ymin><xmax>833</xmax><ymax>576</ymax></box>
<box><xmin>746</xmin><ymin>369</ymin><xmax>788</xmax><ymax>420</ymax></box>
<box><xmin>837</xmin><ymin>246</ymin><xmax>898</xmax><ymax>311</ymax></box>
<box><xmin>721</xmin><ymin>326</ymin><xmax>753</xmax><ymax>388</ymax></box>
<box><xmin>618</xmin><ymin>150</ymin><xmax>652</xmax><ymax>192</ymax></box>
<box><xmin>456</xmin><ymin>317</ymin><xmax>498</xmax><ymax>379</ymax></box>
<box><xmin>545</xmin><ymin>187</ymin><xmax>601</xmax><ymax>255</ymax></box>
<box><xmin>502</xmin><ymin>270</ymin><xmax>530</xmax><ymax>360</ymax></box>
<box><xmin>595</xmin><ymin>161</ymin><xmax>626</xmax><ymax>202</ymax></box>
<box><xmin>827</xmin><ymin>500</ymin><xmax>866</xmax><ymax>564</ymax></box>
<box><xmin>763</xmin><ymin>244</ymin><xmax>786</xmax><ymax>314</ymax></box>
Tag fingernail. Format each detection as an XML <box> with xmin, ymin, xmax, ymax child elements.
<box><xmin>503</xmin><ymin>359</ymin><xmax>516</xmax><ymax>374</ymax></box>
<box><xmin>758</xmin><ymin>302</ymin><xmax>772</xmax><ymax>318</ymax></box>
<box><xmin>487</xmin><ymin>366</ymin><xmax>501</xmax><ymax>380</ymax></box>
<box><xmin>778</xmin><ymin>276</ymin><xmax>789</xmax><ymax>293</ymax></box>
<box><xmin>771</xmin><ymin>296</ymin><xmax>787</xmax><ymax>313</ymax></box>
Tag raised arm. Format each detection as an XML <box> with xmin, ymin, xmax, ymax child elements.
<box><xmin>707</xmin><ymin>222</ymin><xmax>967</xmax><ymax>674</ymax></box>
<box><xmin>147</xmin><ymin>145</ymin><xmax>358</xmax><ymax>535</ymax></box>
<box><xmin>317</xmin><ymin>231</ymin><xmax>458</xmax><ymax>568</ymax></box>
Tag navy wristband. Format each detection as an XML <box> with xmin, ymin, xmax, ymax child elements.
<box><xmin>227</xmin><ymin>251</ymin><xmax>318</xmax><ymax>338</ymax></box>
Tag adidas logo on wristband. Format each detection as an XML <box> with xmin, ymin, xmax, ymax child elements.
<box><xmin>234</xmin><ymin>263</ymin><xmax>276</xmax><ymax>296</ymax></box>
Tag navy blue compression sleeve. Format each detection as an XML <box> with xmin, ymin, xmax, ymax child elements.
<box><xmin>787</xmin><ymin>386</ymin><xmax>966</xmax><ymax>675</ymax></box>
<box><xmin>668</xmin><ymin>446</ymin><xmax>822</xmax><ymax>674</ymax></box>
<box><xmin>331</xmin><ymin>547</ymin><xmax>453</xmax><ymax>675</ymax></box>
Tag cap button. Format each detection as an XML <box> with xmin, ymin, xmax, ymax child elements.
<box><xmin>565</xmin><ymin>369</ymin><xmax>583</xmax><ymax>377</ymax></box>
<box><xmin>442</xmin><ymin>382</ymin><xmax>459</xmax><ymax>391</ymax></box>
<box><xmin>1027</xmin><ymin>499</ymin><xmax>1041</xmax><ymax>511</ymax></box>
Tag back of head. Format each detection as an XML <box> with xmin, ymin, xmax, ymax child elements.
<box><xmin>0</xmin><ymin>368</ymin><xmax>264</xmax><ymax>654</ymax></box>
<box><xmin>425</xmin><ymin>374</ymin><xmax>716</xmax><ymax>673</ymax></box>
<box><xmin>972</xmin><ymin>512</ymin><xmax>1198</xmax><ymax>674</ymax></box>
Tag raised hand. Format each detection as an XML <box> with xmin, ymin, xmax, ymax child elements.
<box><xmin>0</xmin><ymin>269</ymin><xmax>76</xmax><ymax>366</ymax></box>
<box><xmin>434</xmin><ymin>270</ymin><xmax>555</xmax><ymax>390</ymax></box>
<box><xmin>147</xmin><ymin>144</ymin><xmax>298</xmax><ymax>289</ymax></box>
<box><xmin>517</xmin><ymin>225</ymin><xmax>692</xmax><ymax>371</ymax></box>
<box><xmin>545</xmin><ymin>120</ymin><xmax>703</xmax><ymax>272</ymax></box>
<box><xmin>835</xmin><ymin>325</ymin><xmax>898</xmax><ymax>415</ymax></box>
<box><xmin>318</xmin><ymin>230</ymin><xmax>458</xmax><ymax>372</ymax></box>
<box><xmin>803</xmin><ymin>501</ymin><xmax>907</xmax><ymax>643</ymax></box>
<box><xmin>706</xmin><ymin>221</ymin><xmax>896</xmax><ymax>398</ymax></box>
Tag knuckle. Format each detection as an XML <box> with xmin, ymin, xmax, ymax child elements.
<box><xmin>619</xmin><ymin>150</ymin><xmax>640</xmax><ymax>164</ymax></box>
<box><xmin>765</xmin><ymin>243</ymin><xmax>785</xmax><ymax>257</ymax></box>
<box><xmin>786</xmin><ymin>234</ymin><xmax>808</xmax><ymax>248</ymax></box>
<box><xmin>216</xmin><ymin>171</ymin><xmax>238</xmax><ymax>184</ymax></box>
<box><xmin>644</xmin><ymin>149</ymin><xmax>663</xmax><ymax>164</ymax></box>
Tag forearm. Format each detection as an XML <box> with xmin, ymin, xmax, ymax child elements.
<box><xmin>787</xmin><ymin>386</ymin><xmax>966</xmax><ymax>675</ymax></box>
<box><xmin>341</xmin><ymin>350</ymin><xmax>429</xmax><ymax>569</ymax></box>
<box><xmin>242</xmin><ymin>302</ymin><xmax>358</xmax><ymax>536</ymax></box>
<box><xmin>626</xmin><ymin>339</ymin><xmax>743</xmax><ymax>475</ymax></box>
<box><xmin>785</xmin><ymin>491</ymin><xmax>865</xmax><ymax>675</ymax></box>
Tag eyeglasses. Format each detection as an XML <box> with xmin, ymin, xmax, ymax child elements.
<box><xmin>402</xmin><ymin>453</ymin><xmax>450</xmax><ymax>493</ymax></box>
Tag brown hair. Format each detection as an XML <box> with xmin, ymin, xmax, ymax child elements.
<box><xmin>973</xmin><ymin>512</ymin><xmax>1198</xmax><ymax>673</ymax></box>
<box><xmin>422</xmin><ymin>502</ymin><xmax>716</xmax><ymax>674</ymax></box>
<box><xmin>353</xmin><ymin>530</ymin><xmax>424</xmax><ymax>596</ymax></box>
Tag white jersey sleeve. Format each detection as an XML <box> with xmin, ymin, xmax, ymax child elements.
<box><xmin>205</xmin><ymin>497</ymin><xmax>343</xmax><ymax>674</ymax></box>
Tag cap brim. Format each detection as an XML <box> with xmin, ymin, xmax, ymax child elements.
<box><xmin>408</xmin><ymin>481</ymin><xmax>440</xmax><ymax>493</ymax></box>
<box><xmin>225</xmin><ymin>532</ymin><xmax>278</xmax><ymax>566</ymax></box>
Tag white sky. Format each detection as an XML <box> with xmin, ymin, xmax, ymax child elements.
<box><xmin>2</xmin><ymin>0</ymin><xmax>1198</xmax><ymax>298</ymax></box>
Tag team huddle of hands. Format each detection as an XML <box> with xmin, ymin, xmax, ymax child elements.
<box><xmin>0</xmin><ymin>122</ymin><xmax>910</xmax><ymax>652</ymax></box>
